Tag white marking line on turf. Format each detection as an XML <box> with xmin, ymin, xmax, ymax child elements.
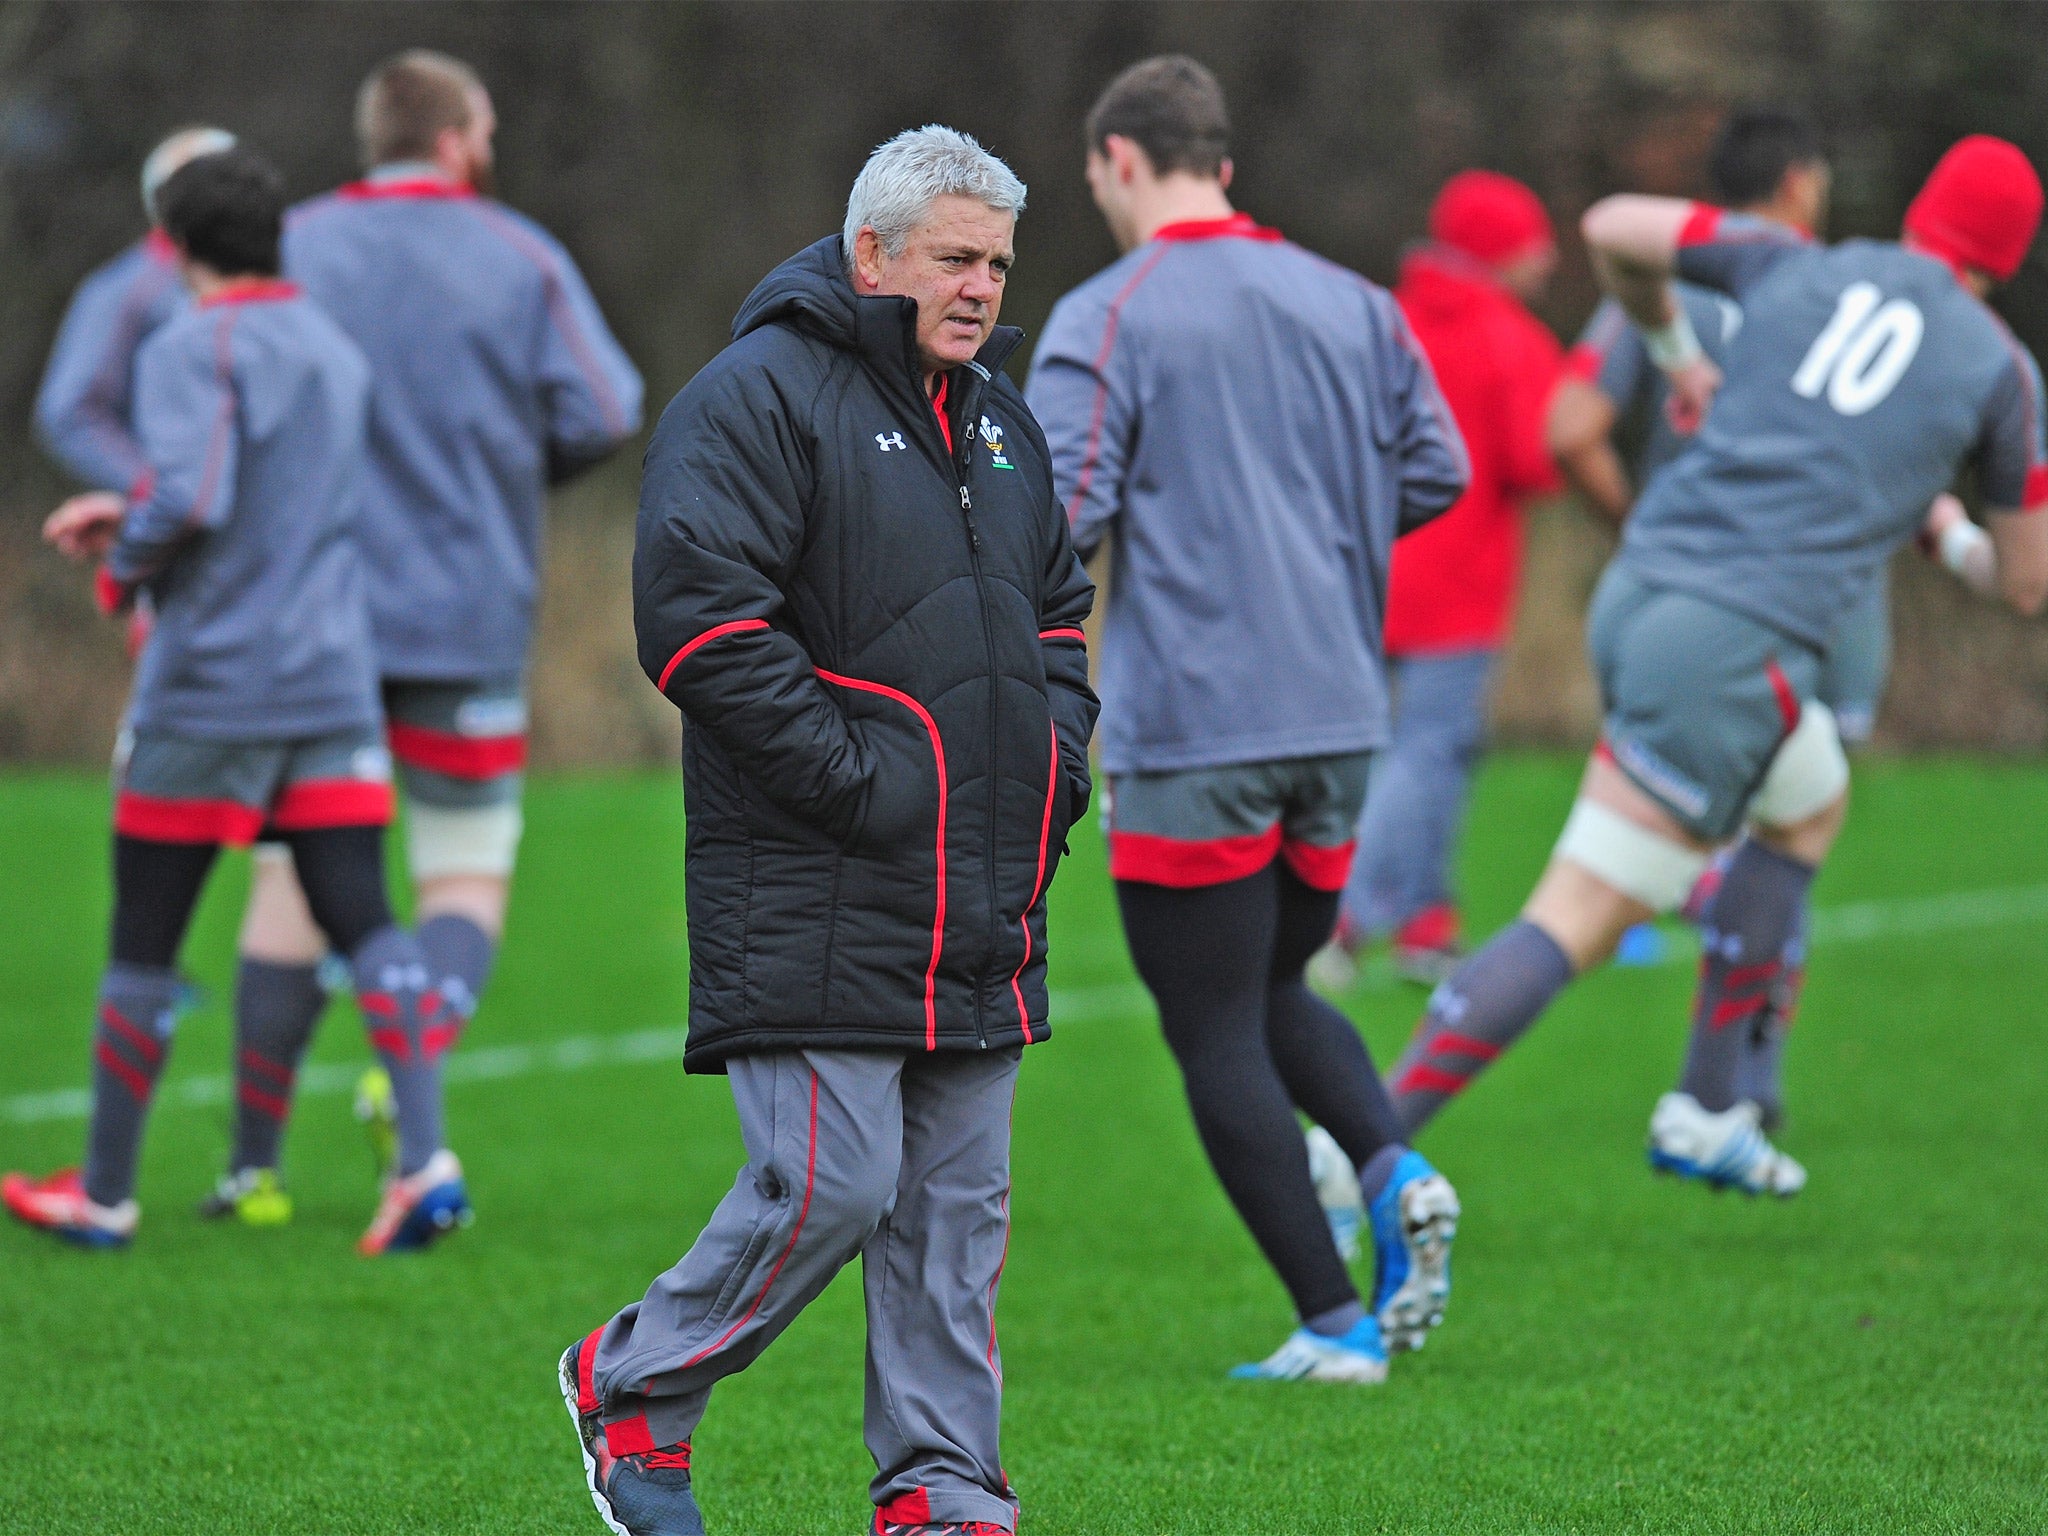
<box><xmin>8</xmin><ymin>881</ymin><xmax>2048</xmax><ymax>1127</ymax></box>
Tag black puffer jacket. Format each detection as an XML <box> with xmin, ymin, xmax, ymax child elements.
<box><xmin>635</xmin><ymin>236</ymin><xmax>1099</xmax><ymax>1071</ymax></box>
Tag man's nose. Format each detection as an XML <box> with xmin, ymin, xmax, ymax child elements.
<box><xmin>960</xmin><ymin>264</ymin><xmax>1002</xmax><ymax>303</ymax></box>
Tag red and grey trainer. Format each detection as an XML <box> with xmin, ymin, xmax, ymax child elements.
<box><xmin>2</xmin><ymin>1168</ymin><xmax>138</xmax><ymax>1248</ymax></box>
<box><xmin>558</xmin><ymin>1336</ymin><xmax>704</xmax><ymax>1536</ymax></box>
<box><xmin>356</xmin><ymin>1147</ymin><xmax>471</xmax><ymax>1255</ymax></box>
<box><xmin>872</xmin><ymin>1515</ymin><xmax>1011</xmax><ymax>1535</ymax></box>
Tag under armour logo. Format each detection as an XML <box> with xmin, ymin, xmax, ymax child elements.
<box><xmin>875</xmin><ymin>432</ymin><xmax>907</xmax><ymax>452</ymax></box>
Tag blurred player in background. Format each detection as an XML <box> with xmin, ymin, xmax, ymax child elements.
<box><xmin>1549</xmin><ymin>108</ymin><xmax>1851</xmax><ymax>1127</ymax></box>
<box><xmin>1325</xmin><ymin>169</ymin><xmax>1563</xmax><ymax>986</ymax></box>
<box><xmin>1029</xmin><ymin>56</ymin><xmax>1469</xmax><ymax>1383</ymax></box>
<box><xmin>199</xmin><ymin>50</ymin><xmax>642</xmax><ymax>1234</ymax></box>
<box><xmin>1384</xmin><ymin>136</ymin><xmax>2048</xmax><ymax>1197</ymax></box>
<box><xmin>3</xmin><ymin>150</ymin><xmax>460</xmax><ymax>1252</ymax></box>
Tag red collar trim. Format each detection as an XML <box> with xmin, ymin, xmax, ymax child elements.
<box><xmin>1150</xmin><ymin>213</ymin><xmax>1282</xmax><ymax>244</ymax></box>
<box><xmin>144</xmin><ymin>228</ymin><xmax>179</xmax><ymax>264</ymax></box>
<box><xmin>199</xmin><ymin>279</ymin><xmax>301</xmax><ymax>309</ymax></box>
<box><xmin>338</xmin><ymin>178</ymin><xmax>477</xmax><ymax>202</ymax></box>
<box><xmin>930</xmin><ymin>373</ymin><xmax>953</xmax><ymax>451</ymax></box>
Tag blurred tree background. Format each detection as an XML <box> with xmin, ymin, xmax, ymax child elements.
<box><xmin>5</xmin><ymin>0</ymin><xmax>2048</xmax><ymax>765</ymax></box>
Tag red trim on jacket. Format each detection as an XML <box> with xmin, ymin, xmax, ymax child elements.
<box><xmin>198</xmin><ymin>279</ymin><xmax>302</xmax><ymax>309</ymax></box>
<box><xmin>337</xmin><ymin>178</ymin><xmax>477</xmax><ymax>201</ymax></box>
<box><xmin>679</xmin><ymin>1068</ymin><xmax>819</xmax><ymax>1368</ymax></box>
<box><xmin>1676</xmin><ymin>203</ymin><xmax>1723</xmax><ymax>247</ymax></box>
<box><xmin>1008</xmin><ymin>720</ymin><xmax>1060</xmax><ymax>1041</ymax></box>
<box><xmin>817</xmin><ymin>670</ymin><xmax>949</xmax><ymax>1049</ymax></box>
<box><xmin>656</xmin><ymin>618</ymin><xmax>771</xmax><ymax>692</ymax></box>
<box><xmin>1151</xmin><ymin>212</ymin><xmax>1283</xmax><ymax>244</ymax></box>
<box><xmin>387</xmin><ymin>722</ymin><xmax>528</xmax><ymax>779</ymax></box>
<box><xmin>1064</xmin><ymin>246</ymin><xmax>1171</xmax><ymax>526</ymax></box>
<box><xmin>931</xmin><ymin>373</ymin><xmax>953</xmax><ymax>453</ymax></box>
<box><xmin>270</xmin><ymin>777</ymin><xmax>395</xmax><ymax>831</ymax></box>
<box><xmin>1279</xmin><ymin>837</ymin><xmax>1355</xmax><ymax>893</ymax></box>
<box><xmin>1037</xmin><ymin>627</ymin><xmax>1087</xmax><ymax>643</ymax></box>
<box><xmin>576</xmin><ymin>1327</ymin><xmax>603</xmax><ymax>1415</ymax></box>
<box><xmin>114</xmin><ymin>791</ymin><xmax>265</xmax><ymax>845</ymax></box>
<box><xmin>1109</xmin><ymin>825</ymin><xmax>1282</xmax><ymax>888</ymax></box>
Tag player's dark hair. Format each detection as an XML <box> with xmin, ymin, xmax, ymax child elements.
<box><xmin>157</xmin><ymin>147</ymin><xmax>286</xmax><ymax>277</ymax></box>
<box><xmin>355</xmin><ymin>48</ymin><xmax>482</xmax><ymax>168</ymax></box>
<box><xmin>1708</xmin><ymin>107</ymin><xmax>1824</xmax><ymax>208</ymax></box>
<box><xmin>1086</xmin><ymin>55</ymin><xmax>1230</xmax><ymax>178</ymax></box>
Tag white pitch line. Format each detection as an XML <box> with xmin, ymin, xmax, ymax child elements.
<box><xmin>7</xmin><ymin>882</ymin><xmax>2048</xmax><ymax>1127</ymax></box>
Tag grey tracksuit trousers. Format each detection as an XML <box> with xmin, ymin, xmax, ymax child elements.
<box><xmin>589</xmin><ymin>1046</ymin><xmax>1022</xmax><ymax>1531</ymax></box>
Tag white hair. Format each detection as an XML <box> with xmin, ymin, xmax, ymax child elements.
<box><xmin>842</xmin><ymin>125</ymin><xmax>1026</xmax><ymax>270</ymax></box>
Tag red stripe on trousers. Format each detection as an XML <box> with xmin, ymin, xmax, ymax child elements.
<box><xmin>1109</xmin><ymin>826</ymin><xmax>1282</xmax><ymax>888</ymax></box>
<box><xmin>679</xmin><ymin>1068</ymin><xmax>819</xmax><ymax>1368</ymax></box>
<box><xmin>114</xmin><ymin>791</ymin><xmax>265</xmax><ymax>845</ymax></box>
<box><xmin>817</xmin><ymin>671</ymin><xmax>948</xmax><ymax>1050</ymax></box>
<box><xmin>577</xmin><ymin>1327</ymin><xmax>603</xmax><ymax>1414</ymax></box>
<box><xmin>386</xmin><ymin>722</ymin><xmax>527</xmax><ymax>779</ymax></box>
<box><xmin>270</xmin><ymin>777</ymin><xmax>395</xmax><ymax>831</ymax></box>
<box><xmin>1279</xmin><ymin>837</ymin><xmax>1355</xmax><ymax>892</ymax></box>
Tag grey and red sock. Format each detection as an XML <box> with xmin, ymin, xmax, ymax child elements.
<box><xmin>1387</xmin><ymin>919</ymin><xmax>1573</xmax><ymax>1135</ymax></box>
<box><xmin>229</xmin><ymin>958</ymin><xmax>327</xmax><ymax>1174</ymax></box>
<box><xmin>1680</xmin><ymin>840</ymin><xmax>1816</xmax><ymax>1113</ymax></box>
<box><xmin>351</xmin><ymin>925</ymin><xmax>458</xmax><ymax>1177</ymax></box>
<box><xmin>84</xmin><ymin>964</ymin><xmax>183</xmax><ymax>1207</ymax></box>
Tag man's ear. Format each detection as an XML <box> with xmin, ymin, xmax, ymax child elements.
<box><xmin>1104</xmin><ymin>134</ymin><xmax>1144</xmax><ymax>187</ymax></box>
<box><xmin>1218</xmin><ymin>157</ymin><xmax>1234</xmax><ymax>192</ymax></box>
<box><xmin>852</xmin><ymin>226</ymin><xmax>884</xmax><ymax>291</ymax></box>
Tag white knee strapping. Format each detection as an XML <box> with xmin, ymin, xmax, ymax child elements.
<box><xmin>251</xmin><ymin>841</ymin><xmax>293</xmax><ymax>868</ymax></box>
<box><xmin>406</xmin><ymin>801</ymin><xmax>524</xmax><ymax>881</ymax></box>
<box><xmin>1747</xmin><ymin>701</ymin><xmax>1850</xmax><ymax>829</ymax></box>
<box><xmin>1553</xmin><ymin>799</ymin><xmax>1710</xmax><ymax>913</ymax></box>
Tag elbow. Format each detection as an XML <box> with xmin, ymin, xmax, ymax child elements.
<box><xmin>1580</xmin><ymin>198</ymin><xmax>1626</xmax><ymax>254</ymax></box>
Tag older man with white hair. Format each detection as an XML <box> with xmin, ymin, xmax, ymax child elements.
<box><xmin>558</xmin><ymin>126</ymin><xmax>1097</xmax><ymax>1536</ymax></box>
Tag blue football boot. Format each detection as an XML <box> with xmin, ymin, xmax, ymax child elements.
<box><xmin>1229</xmin><ymin>1315</ymin><xmax>1388</xmax><ymax>1383</ymax></box>
<box><xmin>559</xmin><ymin>1338</ymin><xmax>704</xmax><ymax>1536</ymax></box>
<box><xmin>1369</xmin><ymin>1149</ymin><xmax>1460</xmax><ymax>1353</ymax></box>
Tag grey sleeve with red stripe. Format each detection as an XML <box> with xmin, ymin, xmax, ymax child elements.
<box><xmin>632</xmin><ymin>365</ymin><xmax>873</xmax><ymax>843</ymax></box>
<box><xmin>1975</xmin><ymin>335</ymin><xmax>2048</xmax><ymax>510</ymax></box>
<box><xmin>525</xmin><ymin>229</ymin><xmax>645</xmax><ymax>476</ymax></box>
<box><xmin>33</xmin><ymin>252</ymin><xmax>165</xmax><ymax>494</ymax></box>
<box><xmin>108</xmin><ymin>317</ymin><xmax>241</xmax><ymax>586</ymax></box>
<box><xmin>1025</xmin><ymin>284</ymin><xmax>1140</xmax><ymax>560</ymax></box>
<box><xmin>1673</xmin><ymin>207</ymin><xmax>1806</xmax><ymax>302</ymax></box>
<box><xmin>1034</xmin><ymin>484</ymin><xmax>1100</xmax><ymax>819</ymax></box>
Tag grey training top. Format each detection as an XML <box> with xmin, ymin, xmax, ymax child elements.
<box><xmin>113</xmin><ymin>286</ymin><xmax>380</xmax><ymax>740</ymax></box>
<box><xmin>1620</xmin><ymin>211</ymin><xmax>2048</xmax><ymax>649</ymax></box>
<box><xmin>1575</xmin><ymin>283</ymin><xmax>1743</xmax><ymax>484</ymax></box>
<box><xmin>1025</xmin><ymin>217</ymin><xmax>1469</xmax><ymax>775</ymax></box>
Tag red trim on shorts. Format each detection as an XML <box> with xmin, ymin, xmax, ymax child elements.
<box><xmin>603</xmin><ymin>1414</ymin><xmax>657</xmax><ymax>1457</ymax></box>
<box><xmin>656</xmin><ymin>618</ymin><xmax>771</xmax><ymax>692</ymax></box>
<box><xmin>1109</xmin><ymin>825</ymin><xmax>1282</xmax><ymax>888</ymax></box>
<box><xmin>1279</xmin><ymin>837</ymin><xmax>1354</xmax><ymax>892</ymax></box>
<box><xmin>270</xmin><ymin>777</ymin><xmax>394</xmax><ymax>831</ymax></box>
<box><xmin>386</xmin><ymin>721</ymin><xmax>527</xmax><ymax>779</ymax></box>
<box><xmin>114</xmin><ymin>791</ymin><xmax>265</xmax><ymax>846</ymax></box>
<box><xmin>680</xmin><ymin>1068</ymin><xmax>819</xmax><ymax>1368</ymax></box>
<box><xmin>817</xmin><ymin>671</ymin><xmax>948</xmax><ymax>1049</ymax></box>
<box><xmin>879</xmin><ymin>1489</ymin><xmax>933</xmax><ymax>1526</ymax></box>
<box><xmin>1676</xmin><ymin>203</ymin><xmax>1723</xmax><ymax>247</ymax></box>
<box><xmin>1764</xmin><ymin>659</ymin><xmax>1801</xmax><ymax>735</ymax></box>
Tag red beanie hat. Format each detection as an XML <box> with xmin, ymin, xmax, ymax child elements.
<box><xmin>1903</xmin><ymin>135</ymin><xmax>2043</xmax><ymax>283</ymax></box>
<box><xmin>1429</xmin><ymin>169</ymin><xmax>1555</xmax><ymax>266</ymax></box>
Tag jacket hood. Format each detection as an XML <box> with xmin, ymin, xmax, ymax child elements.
<box><xmin>733</xmin><ymin>234</ymin><xmax>1025</xmax><ymax>382</ymax></box>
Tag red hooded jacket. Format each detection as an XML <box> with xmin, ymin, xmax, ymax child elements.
<box><xmin>1382</xmin><ymin>245</ymin><xmax>1563</xmax><ymax>655</ymax></box>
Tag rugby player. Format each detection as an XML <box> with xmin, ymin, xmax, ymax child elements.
<box><xmin>200</xmin><ymin>51</ymin><xmax>642</xmax><ymax>1231</ymax></box>
<box><xmin>1028</xmin><ymin>57</ymin><xmax>1469</xmax><ymax>1382</ymax></box>
<box><xmin>4</xmin><ymin>150</ymin><xmax>460</xmax><ymax>1252</ymax></box>
<box><xmin>1385</xmin><ymin>134</ymin><xmax>2048</xmax><ymax>1194</ymax></box>
<box><xmin>1548</xmin><ymin>108</ymin><xmax>1853</xmax><ymax>1128</ymax></box>
<box><xmin>1332</xmin><ymin>169</ymin><xmax>1564</xmax><ymax>985</ymax></box>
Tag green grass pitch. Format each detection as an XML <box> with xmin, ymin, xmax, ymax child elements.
<box><xmin>2</xmin><ymin>755</ymin><xmax>2045</xmax><ymax>1534</ymax></box>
